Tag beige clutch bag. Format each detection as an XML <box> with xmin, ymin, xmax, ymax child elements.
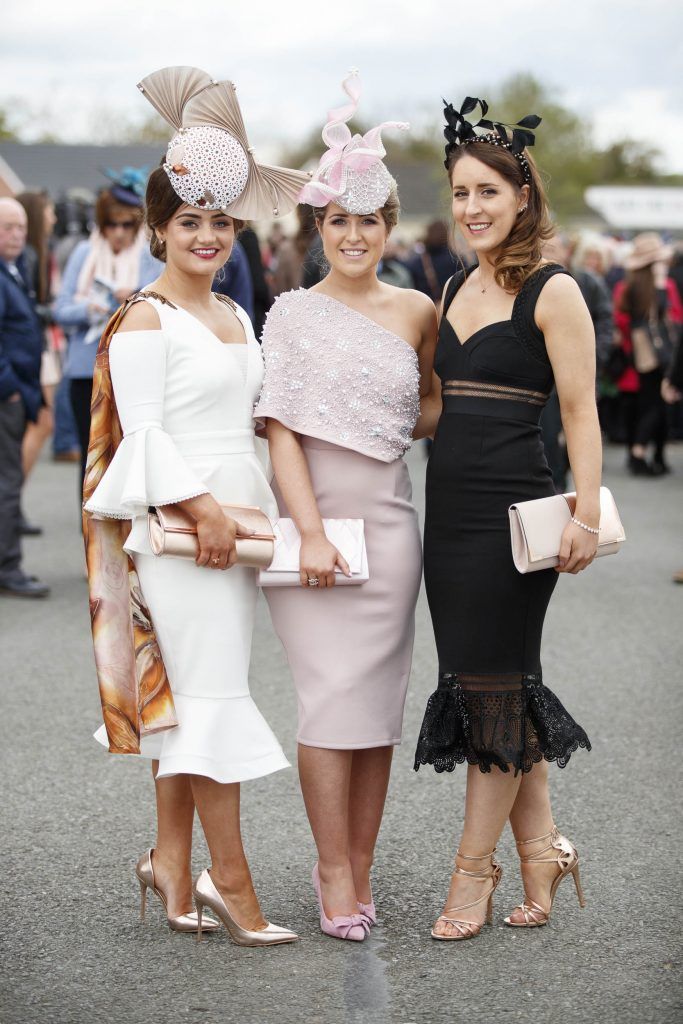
<box><xmin>147</xmin><ymin>503</ymin><xmax>275</xmax><ymax>568</ymax></box>
<box><xmin>509</xmin><ymin>486</ymin><xmax>625</xmax><ymax>574</ymax></box>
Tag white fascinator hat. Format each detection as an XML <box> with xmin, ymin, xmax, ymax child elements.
<box><xmin>137</xmin><ymin>66</ymin><xmax>310</xmax><ymax>219</ymax></box>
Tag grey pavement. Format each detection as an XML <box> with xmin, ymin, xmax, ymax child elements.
<box><xmin>1</xmin><ymin>441</ymin><xmax>681</xmax><ymax>1024</ymax></box>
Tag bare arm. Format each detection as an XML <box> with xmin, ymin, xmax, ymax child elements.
<box><xmin>538</xmin><ymin>274</ymin><xmax>602</xmax><ymax>574</ymax></box>
<box><xmin>266</xmin><ymin>418</ymin><xmax>350</xmax><ymax>588</ymax></box>
<box><xmin>413</xmin><ymin>278</ymin><xmax>450</xmax><ymax>439</ymax></box>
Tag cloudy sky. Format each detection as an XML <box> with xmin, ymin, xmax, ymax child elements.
<box><xmin>3</xmin><ymin>0</ymin><xmax>682</xmax><ymax>170</ymax></box>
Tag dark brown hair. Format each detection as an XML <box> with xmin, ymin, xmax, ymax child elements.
<box><xmin>312</xmin><ymin>187</ymin><xmax>401</xmax><ymax>232</ymax></box>
<box><xmin>16</xmin><ymin>190</ymin><xmax>53</xmax><ymax>303</ymax></box>
<box><xmin>145</xmin><ymin>164</ymin><xmax>244</xmax><ymax>261</ymax></box>
<box><xmin>619</xmin><ymin>266</ymin><xmax>656</xmax><ymax>320</ymax></box>
<box><xmin>447</xmin><ymin>142</ymin><xmax>553</xmax><ymax>292</ymax></box>
<box><xmin>94</xmin><ymin>189</ymin><xmax>143</xmax><ymax>235</ymax></box>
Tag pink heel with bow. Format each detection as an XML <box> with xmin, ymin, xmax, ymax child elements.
<box><xmin>312</xmin><ymin>864</ymin><xmax>368</xmax><ymax>941</ymax></box>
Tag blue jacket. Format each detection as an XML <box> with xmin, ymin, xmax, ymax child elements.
<box><xmin>54</xmin><ymin>240</ymin><xmax>159</xmax><ymax>380</ymax></box>
<box><xmin>0</xmin><ymin>253</ymin><xmax>43</xmax><ymax>420</ymax></box>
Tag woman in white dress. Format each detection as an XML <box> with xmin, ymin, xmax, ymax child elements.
<box><xmin>82</xmin><ymin>67</ymin><xmax>309</xmax><ymax>946</ymax></box>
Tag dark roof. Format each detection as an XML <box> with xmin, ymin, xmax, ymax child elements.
<box><xmin>0</xmin><ymin>142</ymin><xmax>164</xmax><ymax>198</ymax></box>
<box><xmin>390</xmin><ymin>157</ymin><xmax>451</xmax><ymax>221</ymax></box>
<box><xmin>0</xmin><ymin>143</ymin><xmax>448</xmax><ymax>221</ymax></box>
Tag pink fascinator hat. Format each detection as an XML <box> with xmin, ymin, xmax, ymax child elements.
<box><xmin>299</xmin><ymin>70</ymin><xmax>409</xmax><ymax>215</ymax></box>
<box><xmin>137</xmin><ymin>66</ymin><xmax>310</xmax><ymax>219</ymax></box>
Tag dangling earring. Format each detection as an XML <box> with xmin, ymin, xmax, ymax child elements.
<box><xmin>215</xmin><ymin>265</ymin><xmax>226</xmax><ymax>285</ymax></box>
<box><xmin>518</xmin><ymin>205</ymin><xmax>528</xmax><ymax>215</ymax></box>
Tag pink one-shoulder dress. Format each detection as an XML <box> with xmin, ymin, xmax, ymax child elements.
<box><xmin>255</xmin><ymin>290</ymin><xmax>423</xmax><ymax>749</ymax></box>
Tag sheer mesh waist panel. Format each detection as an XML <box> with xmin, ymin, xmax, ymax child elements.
<box><xmin>441</xmin><ymin>380</ymin><xmax>550</xmax><ymax>424</ymax></box>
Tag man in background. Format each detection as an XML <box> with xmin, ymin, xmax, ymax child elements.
<box><xmin>0</xmin><ymin>197</ymin><xmax>50</xmax><ymax>597</ymax></box>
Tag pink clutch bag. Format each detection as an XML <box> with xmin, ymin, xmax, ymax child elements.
<box><xmin>509</xmin><ymin>486</ymin><xmax>625</xmax><ymax>574</ymax></box>
<box><xmin>147</xmin><ymin>504</ymin><xmax>276</xmax><ymax>569</ymax></box>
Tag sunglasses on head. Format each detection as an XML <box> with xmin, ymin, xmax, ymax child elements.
<box><xmin>105</xmin><ymin>219</ymin><xmax>138</xmax><ymax>230</ymax></box>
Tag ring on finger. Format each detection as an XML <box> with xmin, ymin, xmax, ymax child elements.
<box><xmin>307</xmin><ymin>576</ymin><xmax>320</xmax><ymax>587</ymax></box>
<box><xmin>211</xmin><ymin>557</ymin><xmax>220</xmax><ymax>566</ymax></box>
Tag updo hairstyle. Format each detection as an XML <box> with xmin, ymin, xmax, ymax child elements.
<box><xmin>145</xmin><ymin>163</ymin><xmax>245</xmax><ymax>262</ymax></box>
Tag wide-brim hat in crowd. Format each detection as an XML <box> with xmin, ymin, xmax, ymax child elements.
<box><xmin>299</xmin><ymin>70</ymin><xmax>409</xmax><ymax>215</ymax></box>
<box><xmin>137</xmin><ymin>66</ymin><xmax>310</xmax><ymax>219</ymax></box>
<box><xmin>625</xmin><ymin>232</ymin><xmax>673</xmax><ymax>270</ymax></box>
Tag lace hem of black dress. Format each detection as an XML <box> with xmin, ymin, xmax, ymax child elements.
<box><xmin>413</xmin><ymin>672</ymin><xmax>591</xmax><ymax>776</ymax></box>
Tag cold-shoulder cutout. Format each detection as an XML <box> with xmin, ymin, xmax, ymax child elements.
<box><xmin>117</xmin><ymin>297</ymin><xmax>162</xmax><ymax>333</ymax></box>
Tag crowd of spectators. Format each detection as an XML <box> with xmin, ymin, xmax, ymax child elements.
<box><xmin>1</xmin><ymin>171</ymin><xmax>681</xmax><ymax>598</ymax></box>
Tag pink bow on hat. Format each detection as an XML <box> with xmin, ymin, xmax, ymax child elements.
<box><xmin>299</xmin><ymin>70</ymin><xmax>409</xmax><ymax>207</ymax></box>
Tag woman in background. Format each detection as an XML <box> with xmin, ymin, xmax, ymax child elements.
<box><xmin>613</xmin><ymin>233</ymin><xmax>682</xmax><ymax>476</ymax></box>
<box><xmin>54</xmin><ymin>171</ymin><xmax>150</xmax><ymax>492</ymax></box>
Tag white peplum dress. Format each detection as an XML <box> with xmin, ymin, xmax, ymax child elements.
<box><xmin>85</xmin><ymin>293</ymin><xmax>288</xmax><ymax>783</ymax></box>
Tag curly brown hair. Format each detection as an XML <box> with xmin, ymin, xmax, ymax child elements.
<box><xmin>447</xmin><ymin>142</ymin><xmax>553</xmax><ymax>293</ymax></box>
<box><xmin>145</xmin><ymin>164</ymin><xmax>245</xmax><ymax>261</ymax></box>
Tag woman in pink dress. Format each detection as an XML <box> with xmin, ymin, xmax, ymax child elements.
<box><xmin>255</xmin><ymin>72</ymin><xmax>437</xmax><ymax>942</ymax></box>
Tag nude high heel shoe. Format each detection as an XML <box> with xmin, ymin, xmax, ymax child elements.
<box><xmin>193</xmin><ymin>869</ymin><xmax>298</xmax><ymax>947</ymax></box>
<box><xmin>431</xmin><ymin>851</ymin><xmax>502</xmax><ymax>941</ymax></box>
<box><xmin>504</xmin><ymin>826</ymin><xmax>586</xmax><ymax>927</ymax></box>
<box><xmin>313</xmin><ymin>864</ymin><xmax>368</xmax><ymax>941</ymax></box>
<box><xmin>136</xmin><ymin>849</ymin><xmax>219</xmax><ymax>933</ymax></box>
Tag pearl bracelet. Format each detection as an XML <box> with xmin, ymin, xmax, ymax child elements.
<box><xmin>571</xmin><ymin>516</ymin><xmax>599</xmax><ymax>535</ymax></box>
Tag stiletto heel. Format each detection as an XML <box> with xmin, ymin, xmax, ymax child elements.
<box><xmin>139</xmin><ymin>877</ymin><xmax>147</xmax><ymax>921</ymax></box>
<box><xmin>504</xmin><ymin>826</ymin><xmax>586</xmax><ymax>927</ymax></box>
<box><xmin>313</xmin><ymin>864</ymin><xmax>367</xmax><ymax>942</ymax></box>
<box><xmin>431</xmin><ymin>850</ymin><xmax>502</xmax><ymax>942</ymax></box>
<box><xmin>195</xmin><ymin>899</ymin><xmax>204</xmax><ymax>942</ymax></box>
<box><xmin>572</xmin><ymin>864</ymin><xmax>586</xmax><ymax>908</ymax></box>
<box><xmin>193</xmin><ymin>869</ymin><xmax>298</xmax><ymax>947</ymax></box>
<box><xmin>135</xmin><ymin>848</ymin><xmax>219</xmax><ymax>934</ymax></box>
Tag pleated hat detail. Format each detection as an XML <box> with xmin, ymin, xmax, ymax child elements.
<box><xmin>137</xmin><ymin>66</ymin><xmax>310</xmax><ymax>219</ymax></box>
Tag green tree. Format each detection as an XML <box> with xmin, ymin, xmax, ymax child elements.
<box><xmin>0</xmin><ymin>107</ymin><xmax>19</xmax><ymax>141</ymax></box>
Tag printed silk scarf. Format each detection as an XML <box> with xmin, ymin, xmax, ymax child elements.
<box><xmin>82</xmin><ymin>293</ymin><xmax>178</xmax><ymax>754</ymax></box>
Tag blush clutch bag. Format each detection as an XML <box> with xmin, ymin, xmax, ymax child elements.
<box><xmin>258</xmin><ymin>518</ymin><xmax>369</xmax><ymax>587</ymax></box>
<box><xmin>509</xmin><ymin>486</ymin><xmax>625</xmax><ymax>574</ymax></box>
<box><xmin>147</xmin><ymin>503</ymin><xmax>275</xmax><ymax>569</ymax></box>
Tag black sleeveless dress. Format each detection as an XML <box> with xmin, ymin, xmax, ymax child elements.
<box><xmin>414</xmin><ymin>264</ymin><xmax>591</xmax><ymax>775</ymax></box>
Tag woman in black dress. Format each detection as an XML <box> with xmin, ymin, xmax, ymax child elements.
<box><xmin>414</xmin><ymin>99</ymin><xmax>601</xmax><ymax>941</ymax></box>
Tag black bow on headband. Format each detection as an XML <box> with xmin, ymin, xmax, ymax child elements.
<box><xmin>443</xmin><ymin>96</ymin><xmax>541</xmax><ymax>179</ymax></box>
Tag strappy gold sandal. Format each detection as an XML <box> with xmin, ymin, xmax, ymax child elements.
<box><xmin>504</xmin><ymin>826</ymin><xmax>586</xmax><ymax>928</ymax></box>
<box><xmin>431</xmin><ymin>851</ymin><xmax>502</xmax><ymax>942</ymax></box>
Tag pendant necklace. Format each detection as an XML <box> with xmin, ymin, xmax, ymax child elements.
<box><xmin>479</xmin><ymin>270</ymin><xmax>495</xmax><ymax>294</ymax></box>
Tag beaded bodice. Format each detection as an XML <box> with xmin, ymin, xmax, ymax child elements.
<box><xmin>255</xmin><ymin>289</ymin><xmax>420</xmax><ymax>462</ymax></box>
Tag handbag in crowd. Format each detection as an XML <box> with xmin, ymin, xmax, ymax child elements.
<box><xmin>147</xmin><ymin>504</ymin><xmax>275</xmax><ymax>568</ymax></box>
<box><xmin>509</xmin><ymin>486</ymin><xmax>625</xmax><ymax>574</ymax></box>
<box><xmin>258</xmin><ymin>518</ymin><xmax>369</xmax><ymax>587</ymax></box>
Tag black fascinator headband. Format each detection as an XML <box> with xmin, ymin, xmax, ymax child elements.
<box><xmin>443</xmin><ymin>97</ymin><xmax>541</xmax><ymax>182</ymax></box>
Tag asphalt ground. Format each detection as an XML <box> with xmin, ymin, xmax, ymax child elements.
<box><xmin>1</xmin><ymin>440</ymin><xmax>681</xmax><ymax>1024</ymax></box>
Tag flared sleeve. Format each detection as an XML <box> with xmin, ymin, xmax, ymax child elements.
<box><xmin>84</xmin><ymin>330</ymin><xmax>208</xmax><ymax>518</ymax></box>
